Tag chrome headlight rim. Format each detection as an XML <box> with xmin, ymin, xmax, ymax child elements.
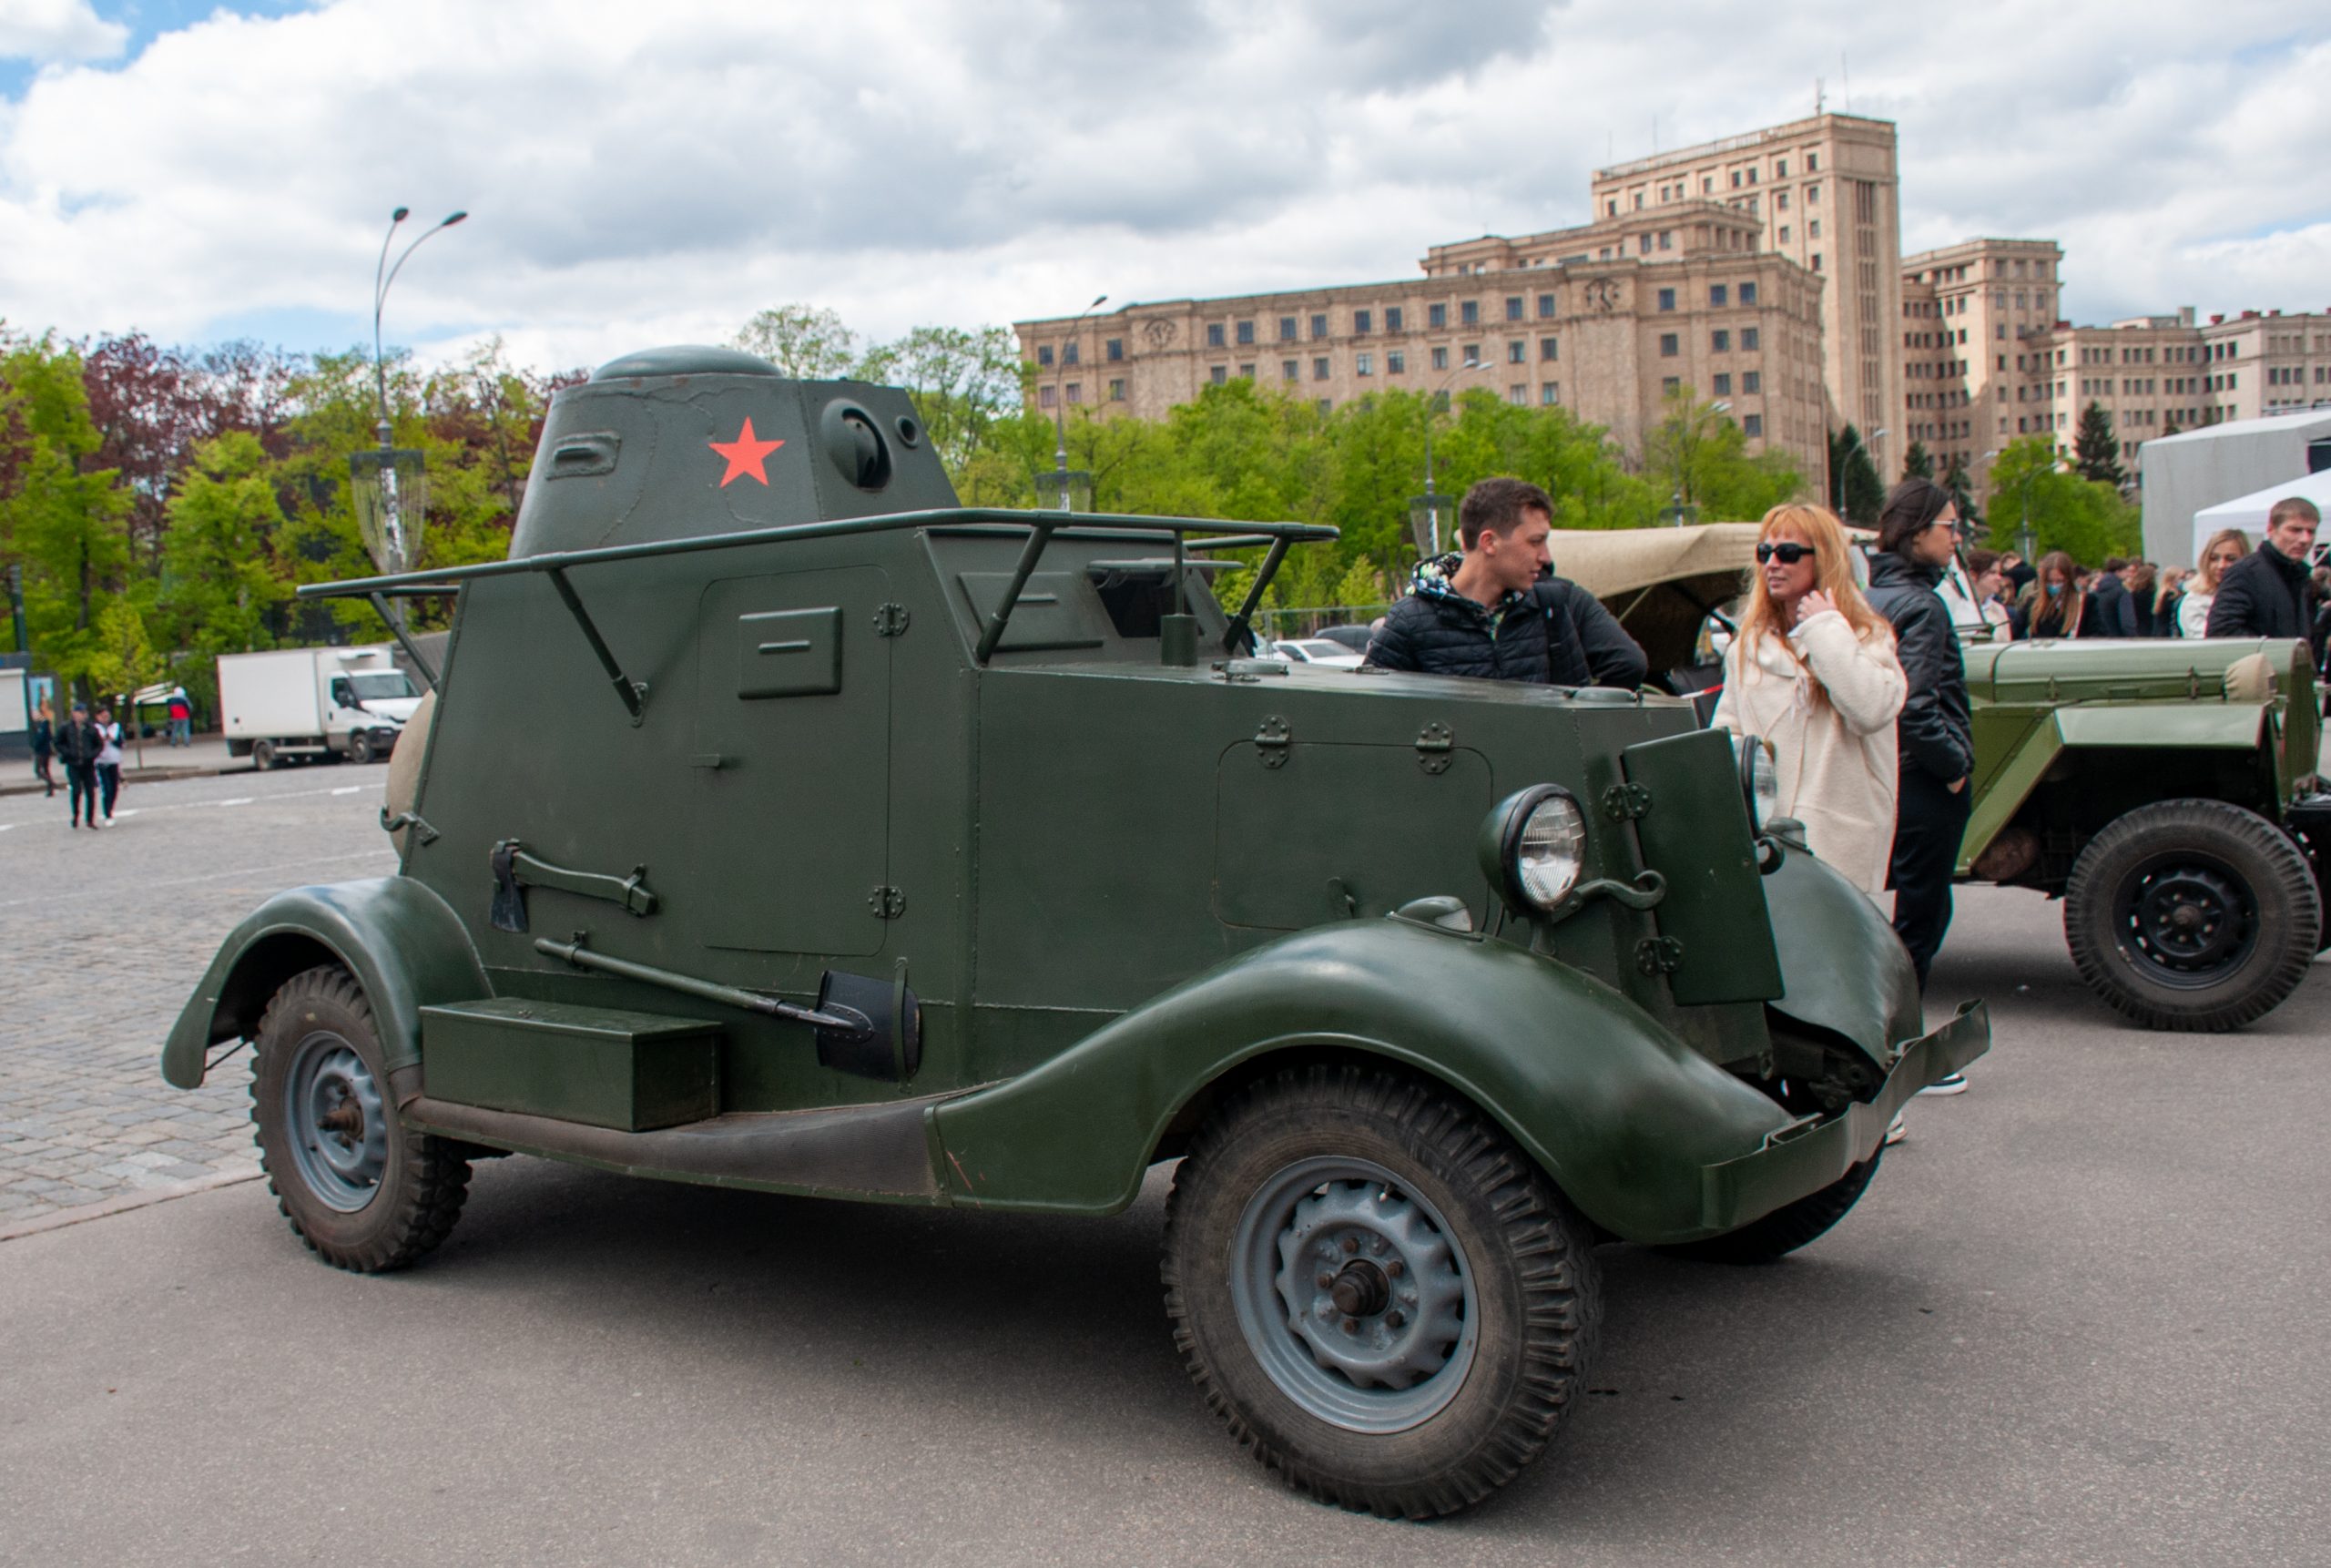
<box><xmin>1735</xmin><ymin>730</ymin><xmax>1779</xmax><ymax>832</ymax></box>
<box><xmin>1492</xmin><ymin>783</ymin><xmax>1588</xmax><ymax>913</ymax></box>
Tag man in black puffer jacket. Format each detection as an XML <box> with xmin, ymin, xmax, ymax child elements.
<box><xmin>1865</xmin><ymin>478</ymin><xmax>1974</xmax><ymax>998</ymax></box>
<box><xmin>2207</xmin><ymin>495</ymin><xmax>2321</xmax><ymax>663</ymax></box>
<box><xmin>1365</xmin><ymin>477</ymin><xmax>1647</xmax><ymax>689</ymax></box>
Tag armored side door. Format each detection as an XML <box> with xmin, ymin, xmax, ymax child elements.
<box><xmin>691</xmin><ymin>566</ymin><xmax>893</xmax><ymax>956</ymax></box>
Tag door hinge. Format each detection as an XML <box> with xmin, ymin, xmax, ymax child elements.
<box><xmin>1415</xmin><ymin>721</ymin><xmax>1454</xmax><ymax>774</ymax></box>
<box><xmin>873</xmin><ymin>602</ymin><xmax>911</xmax><ymax>637</ymax></box>
<box><xmin>1256</xmin><ymin>715</ymin><xmax>1291</xmax><ymax>769</ymax></box>
<box><xmin>868</xmin><ymin>886</ymin><xmax>907</xmax><ymax>919</ymax></box>
<box><xmin>1635</xmin><ymin>935</ymin><xmax>1685</xmax><ymax>975</ymax></box>
<box><xmin>1603</xmin><ymin>782</ymin><xmax>1653</xmax><ymax>821</ymax></box>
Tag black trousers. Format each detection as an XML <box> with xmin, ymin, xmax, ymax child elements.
<box><xmin>65</xmin><ymin>762</ymin><xmax>98</xmax><ymax>824</ymax></box>
<box><xmin>1890</xmin><ymin>768</ymin><xmax>1970</xmax><ymax>991</ymax></box>
<box><xmin>97</xmin><ymin>762</ymin><xmax>121</xmax><ymax>817</ymax></box>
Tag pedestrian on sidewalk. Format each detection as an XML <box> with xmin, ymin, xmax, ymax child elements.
<box><xmin>166</xmin><ymin>687</ymin><xmax>192</xmax><ymax>748</ymax></box>
<box><xmin>30</xmin><ymin>698</ymin><xmax>57</xmax><ymax>797</ymax></box>
<box><xmin>55</xmin><ymin>701</ymin><xmax>104</xmax><ymax>829</ymax></box>
<box><xmin>93</xmin><ymin>704</ymin><xmax>124</xmax><ymax>822</ymax></box>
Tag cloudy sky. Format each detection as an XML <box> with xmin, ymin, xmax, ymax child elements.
<box><xmin>2</xmin><ymin>0</ymin><xmax>2325</xmax><ymax>374</ymax></box>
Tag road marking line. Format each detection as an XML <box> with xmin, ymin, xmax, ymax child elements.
<box><xmin>211</xmin><ymin>798</ymin><xmax>253</xmax><ymax>807</ymax></box>
<box><xmin>331</xmin><ymin>786</ymin><xmax>363</xmax><ymax>795</ymax></box>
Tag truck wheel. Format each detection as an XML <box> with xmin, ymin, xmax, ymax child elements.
<box><xmin>1162</xmin><ymin>1063</ymin><xmax>1599</xmax><ymax>1519</ymax></box>
<box><xmin>249</xmin><ymin>965</ymin><xmax>473</xmax><ymax>1271</ymax></box>
<box><xmin>349</xmin><ymin>730</ymin><xmax>375</xmax><ymax>765</ymax></box>
<box><xmin>2063</xmin><ymin>799</ymin><xmax>2323</xmax><ymax>1032</ymax></box>
<box><xmin>251</xmin><ymin>739</ymin><xmax>276</xmax><ymax>770</ymax></box>
<box><xmin>1656</xmin><ymin>1153</ymin><xmax>1880</xmax><ymax>1265</ymax></box>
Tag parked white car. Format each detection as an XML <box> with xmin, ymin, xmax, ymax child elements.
<box><xmin>1268</xmin><ymin>637</ymin><xmax>1366</xmax><ymax>670</ymax></box>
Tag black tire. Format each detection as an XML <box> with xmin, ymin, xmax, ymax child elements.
<box><xmin>1656</xmin><ymin>1153</ymin><xmax>1880</xmax><ymax>1265</ymax></box>
<box><xmin>349</xmin><ymin>730</ymin><xmax>374</xmax><ymax>765</ymax></box>
<box><xmin>2063</xmin><ymin>799</ymin><xmax>2322</xmax><ymax>1032</ymax></box>
<box><xmin>1162</xmin><ymin>1064</ymin><xmax>1600</xmax><ymax>1519</ymax></box>
<box><xmin>250</xmin><ymin>965</ymin><xmax>472</xmax><ymax>1271</ymax></box>
<box><xmin>251</xmin><ymin>739</ymin><xmax>276</xmax><ymax>770</ymax></box>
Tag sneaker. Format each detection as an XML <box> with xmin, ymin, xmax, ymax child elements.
<box><xmin>1918</xmin><ymin>1072</ymin><xmax>1968</xmax><ymax>1097</ymax></box>
<box><xmin>1884</xmin><ymin>1112</ymin><xmax>1908</xmax><ymax>1146</ymax></box>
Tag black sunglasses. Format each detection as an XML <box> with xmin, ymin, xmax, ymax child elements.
<box><xmin>1756</xmin><ymin>542</ymin><xmax>1813</xmax><ymax>565</ymax></box>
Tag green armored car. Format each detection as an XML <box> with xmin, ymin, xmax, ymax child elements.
<box><xmin>165</xmin><ymin>346</ymin><xmax>1985</xmax><ymax>1519</ymax></box>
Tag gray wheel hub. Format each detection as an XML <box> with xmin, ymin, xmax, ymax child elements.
<box><xmin>284</xmin><ymin>1030</ymin><xmax>388</xmax><ymax>1213</ymax></box>
<box><xmin>1230</xmin><ymin>1156</ymin><xmax>1476</xmax><ymax>1434</ymax></box>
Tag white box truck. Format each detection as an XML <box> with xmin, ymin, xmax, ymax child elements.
<box><xmin>218</xmin><ymin>645</ymin><xmax>422</xmax><ymax>768</ymax></box>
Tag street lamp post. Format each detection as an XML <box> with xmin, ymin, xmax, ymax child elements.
<box><xmin>1038</xmin><ymin>293</ymin><xmax>1106</xmax><ymax>513</ymax></box>
<box><xmin>1409</xmin><ymin>358</ymin><xmax>1482</xmax><ymax>558</ymax></box>
<box><xmin>352</xmin><ymin>206</ymin><xmax>466</xmax><ymax>585</ymax></box>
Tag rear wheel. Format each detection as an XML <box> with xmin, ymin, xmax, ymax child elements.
<box><xmin>2063</xmin><ymin>799</ymin><xmax>2321</xmax><ymax>1032</ymax></box>
<box><xmin>1657</xmin><ymin>1153</ymin><xmax>1880</xmax><ymax>1265</ymax></box>
<box><xmin>1163</xmin><ymin>1064</ymin><xmax>1599</xmax><ymax>1519</ymax></box>
<box><xmin>250</xmin><ymin>965</ymin><xmax>472</xmax><ymax>1270</ymax></box>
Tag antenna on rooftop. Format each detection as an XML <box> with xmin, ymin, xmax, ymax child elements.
<box><xmin>1841</xmin><ymin>53</ymin><xmax>1850</xmax><ymax>111</ymax></box>
<box><xmin>1815</xmin><ymin>77</ymin><xmax>1825</xmax><ymax>115</ymax></box>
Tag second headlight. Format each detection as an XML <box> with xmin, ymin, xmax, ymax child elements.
<box><xmin>1481</xmin><ymin>785</ymin><xmax>1587</xmax><ymax>911</ymax></box>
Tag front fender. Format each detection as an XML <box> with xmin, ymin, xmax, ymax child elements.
<box><xmin>930</xmin><ymin>918</ymin><xmax>1801</xmax><ymax>1242</ymax></box>
<box><xmin>160</xmin><ymin>878</ymin><xmax>487</xmax><ymax>1090</ymax></box>
<box><xmin>1764</xmin><ymin>847</ymin><xmax>1924</xmax><ymax>1063</ymax></box>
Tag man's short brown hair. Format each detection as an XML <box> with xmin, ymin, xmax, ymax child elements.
<box><xmin>1458</xmin><ymin>477</ymin><xmax>1553</xmax><ymax>548</ymax></box>
<box><xmin>2268</xmin><ymin>495</ymin><xmax>2322</xmax><ymax>530</ymax></box>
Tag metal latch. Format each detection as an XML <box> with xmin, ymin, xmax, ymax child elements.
<box><xmin>1635</xmin><ymin>935</ymin><xmax>1685</xmax><ymax>975</ymax></box>
<box><xmin>1256</xmin><ymin>715</ymin><xmax>1291</xmax><ymax>769</ymax></box>
<box><xmin>873</xmin><ymin>603</ymin><xmax>911</xmax><ymax>637</ymax></box>
<box><xmin>1603</xmin><ymin>783</ymin><xmax>1653</xmax><ymax>821</ymax></box>
<box><xmin>1415</xmin><ymin>721</ymin><xmax>1454</xmax><ymax>774</ymax></box>
<box><xmin>868</xmin><ymin>886</ymin><xmax>907</xmax><ymax>919</ymax></box>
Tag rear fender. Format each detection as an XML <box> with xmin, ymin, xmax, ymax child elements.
<box><xmin>160</xmin><ymin>878</ymin><xmax>487</xmax><ymax>1090</ymax></box>
<box><xmin>929</xmin><ymin>918</ymin><xmax>1797</xmax><ymax>1242</ymax></box>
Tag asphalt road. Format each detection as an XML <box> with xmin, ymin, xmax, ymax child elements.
<box><xmin>2</xmin><ymin>775</ymin><xmax>2327</xmax><ymax>1566</ymax></box>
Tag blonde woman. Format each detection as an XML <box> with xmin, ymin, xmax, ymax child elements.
<box><xmin>2179</xmin><ymin>528</ymin><xmax>2250</xmax><ymax>638</ymax></box>
<box><xmin>1712</xmin><ymin>504</ymin><xmax>1908</xmax><ymax>900</ymax></box>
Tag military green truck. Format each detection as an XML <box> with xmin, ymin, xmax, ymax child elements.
<box><xmin>1553</xmin><ymin>527</ymin><xmax>2330</xmax><ymax>1033</ymax></box>
<box><xmin>163</xmin><ymin>347</ymin><xmax>1985</xmax><ymax>1519</ymax></box>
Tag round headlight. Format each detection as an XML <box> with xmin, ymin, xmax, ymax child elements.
<box><xmin>1733</xmin><ymin>731</ymin><xmax>1779</xmax><ymax>831</ymax></box>
<box><xmin>1478</xmin><ymin>787</ymin><xmax>1585</xmax><ymax>912</ymax></box>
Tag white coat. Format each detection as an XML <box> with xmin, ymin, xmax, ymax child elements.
<box><xmin>1712</xmin><ymin>610</ymin><xmax>1907</xmax><ymax>899</ymax></box>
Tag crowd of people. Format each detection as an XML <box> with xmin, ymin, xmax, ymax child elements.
<box><xmin>28</xmin><ymin>698</ymin><xmax>126</xmax><ymax>829</ymax></box>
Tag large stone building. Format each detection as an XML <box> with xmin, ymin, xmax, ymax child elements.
<box><xmin>1898</xmin><ymin>239</ymin><xmax>2064</xmax><ymax>486</ymax></box>
<box><xmin>1014</xmin><ymin>202</ymin><xmax>1829</xmax><ymax>484</ymax></box>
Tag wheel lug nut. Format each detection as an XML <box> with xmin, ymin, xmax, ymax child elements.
<box><xmin>1386</xmin><ymin>1309</ymin><xmax>1405</xmax><ymax>1329</ymax></box>
<box><xmin>1341</xmin><ymin>1236</ymin><xmax>1359</xmax><ymax>1254</ymax></box>
<box><xmin>1386</xmin><ymin>1258</ymin><xmax>1404</xmax><ymax>1278</ymax></box>
<box><xmin>1316</xmin><ymin>1271</ymin><xmax>1334</xmax><ymax>1288</ymax></box>
<box><xmin>1340</xmin><ymin>1317</ymin><xmax>1359</xmax><ymax>1334</ymax></box>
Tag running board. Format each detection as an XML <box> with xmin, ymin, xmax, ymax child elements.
<box><xmin>402</xmin><ymin>1092</ymin><xmax>952</xmax><ymax>1200</ymax></box>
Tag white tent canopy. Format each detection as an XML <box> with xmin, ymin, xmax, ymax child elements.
<box><xmin>2185</xmin><ymin>467</ymin><xmax>2331</xmax><ymax>564</ymax></box>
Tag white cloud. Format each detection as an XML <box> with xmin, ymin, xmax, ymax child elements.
<box><xmin>0</xmin><ymin>0</ymin><xmax>2324</xmax><ymax>372</ymax></box>
<box><xmin>0</xmin><ymin>0</ymin><xmax>126</xmax><ymax>63</ymax></box>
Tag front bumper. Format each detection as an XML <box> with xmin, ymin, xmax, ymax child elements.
<box><xmin>1696</xmin><ymin>998</ymin><xmax>1990</xmax><ymax>1232</ymax></box>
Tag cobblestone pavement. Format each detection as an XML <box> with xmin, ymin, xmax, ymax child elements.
<box><xmin>0</xmin><ymin>768</ymin><xmax>397</xmax><ymax>1224</ymax></box>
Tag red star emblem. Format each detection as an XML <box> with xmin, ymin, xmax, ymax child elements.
<box><xmin>709</xmin><ymin>417</ymin><xmax>785</xmax><ymax>487</ymax></box>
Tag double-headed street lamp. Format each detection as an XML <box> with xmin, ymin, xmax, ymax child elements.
<box><xmin>351</xmin><ymin>206</ymin><xmax>466</xmax><ymax>580</ymax></box>
<box><xmin>1409</xmin><ymin>357</ymin><xmax>1483</xmax><ymax>558</ymax></box>
<box><xmin>1038</xmin><ymin>293</ymin><xmax>1107</xmax><ymax>514</ymax></box>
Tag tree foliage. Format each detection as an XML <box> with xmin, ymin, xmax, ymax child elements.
<box><xmin>2072</xmin><ymin>401</ymin><xmax>2125</xmax><ymax>488</ymax></box>
<box><xmin>1827</xmin><ymin>424</ymin><xmax>1886</xmax><ymax>524</ymax></box>
<box><xmin>1984</xmin><ymin>435</ymin><xmax>2140</xmax><ymax>565</ymax></box>
<box><xmin>1901</xmin><ymin>440</ymin><xmax>1934</xmax><ymax>480</ymax></box>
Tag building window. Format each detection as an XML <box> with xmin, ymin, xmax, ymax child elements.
<box><xmin>1775</xmin><ymin>158</ymin><xmax>1788</xmax><ymax>178</ymax></box>
<box><xmin>1607</xmin><ymin>199</ymin><xmax>1618</xmax><ymax>217</ymax></box>
<box><xmin>1386</xmin><ymin>306</ymin><xmax>1404</xmax><ymax>332</ymax></box>
<box><xmin>1732</xmin><ymin>170</ymin><xmax>1742</xmax><ymax>188</ymax></box>
<box><xmin>1810</xmin><ymin>254</ymin><xmax>1822</xmax><ymax>271</ymax></box>
<box><xmin>1507</xmin><ymin>340</ymin><xmax>1527</xmax><ymax>364</ymax></box>
<box><xmin>1638</xmin><ymin>233</ymin><xmax>1653</xmax><ymax>255</ymax></box>
<box><xmin>1105</xmin><ymin>339</ymin><xmax>1125</xmax><ymax>363</ymax></box>
<box><xmin>1429</xmin><ymin>302</ymin><xmax>1448</xmax><ymax>329</ymax></box>
<box><xmin>1353</xmin><ymin>309</ymin><xmax>1371</xmax><ymax>335</ymax></box>
<box><xmin>1461</xmin><ymin>343</ymin><xmax>1481</xmax><ymax>366</ymax></box>
<box><xmin>1713</xmin><ymin>372</ymin><xmax>1733</xmax><ymax>396</ymax></box>
<box><xmin>1541</xmin><ymin>382</ymin><xmax>1561</xmax><ymax>405</ymax></box>
<box><xmin>1539</xmin><ymin>335</ymin><xmax>1559</xmax><ymax>361</ymax></box>
<box><xmin>1808</xmin><ymin>219</ymin><xmax>1821</xmax><ymax>239</ymax></box>
<box><xmin>1741</xmin><ymin>327</ymin><xmax>1759</xmax><ymax>351</ymax></box>
<box><xmin>1659</xmin><ymin>333</ymin><xmax>1679</xmax><ymax>357</ymax></box>
<box><xmin>1314</xmin><ymin>357</ymin><xmax>1330</xmax><ymax>381</ymax></box>
<box><xmin>1713</xmin><ymin>329</ymin><xmax>1731</xmax><ymax>352</ymax></box>
<box><xmin>1743</xmin><ymin>413</ymin><xmax>1763</xmax><ymax>437</ymax></box>
<box><xmin>1108</xmin><ymin>379</ymin><xmax>1125</xmax><ymax>401</ymax></box>
<box><xmin>1387</xmin><ymin>350</ymin><xmax>1406</xmax><ymax>374</ymax></box>
<box><xmin>1537</xmin><ymin>293</ymin><xmax>1555</xmax><ymax>319</ymax></box>
<box><xmin>1710</xmin><ymin>284</ymin><xmax>1728</xmax><ymax>307</ymax></box>
<box><xmin>1310</xmin><ymin>314</ymin><xmax>1328</xmax><ymax>340</ymax></box>
<box><xmin>1778</xmin><ymin>225</ymin><xmax>1791</xmax><ymax>243</ymax></box>
<box><xmin>1068</xmin><ymin>382</ymin><xmax>1084</xmax><ymax>402</ymax></box>
<box><xmin>1663</xmin><ymin>376</ymin><xmax>1681</xmax><ymax>393</ymax></box>
<box><xmin>1236</xmin><ymin>320</ymin><xmax>1255</xmax><ymax>345</ymax></box>
<box><xmin>1461</xmin><ymin>300</ymin><xmax>1480</xmax><ymax>326</ymax></box>
<box><xmin>1658</xmin><ymin>230</ymin><xmax>1673</xmax><ymax>250</ymax></box>
<box><xmin>1509</xmin><ymin>383</ymin><xmax>1528</xmax><ymax>404</ymax></box>
<box><xmin>1739</xmin><ymin>281</ymin><xmax>1757</xmax><ymax>305</ymax></box>
<box><xmin>1431</xmin><ymin>346</ymin><xmax>1450</xmax><ymax>371</ymax></box>
<box><xmin>1317</xmin><ymin>399</ymin><xmax>1332</xmax><ymax>414</ymax></box>
<box><xmin>1282</xmin><ymin>360</ymin><xmax>1298</xmax><ymax>381</ymax></box>
<box><xmin>1238</xmin><ymin>363</ymin><xmax>1255</xmax><ymax>380</ymax></box>
<box><xmin>1038</xmin><ymin>385</ymin><xmax>1056</xmax><ymax>407</ymax></box>
<box><xmin>1658</xmin><ymin>288</ymin><xmax>1676</xmax><ymax>311</ymax></box>
<box><xmin>1207</xmin><ymin>367</ymin><xmax>1226</xmax><ymax>386</ymax></box>
<box><xmin>1206</xmin><ymin>324</ymin><xmax>1225</xmax><ymax>349</ymax></box>
<box><xmin>1505</xmin><ymin>296</ymin><xmax>1524</xmax><ymax>321</ymax></box>
<box><xmin>1743</xmin><ymin>371</ymin><xmax>1761</xmax><ymax>393</ymax></box>
<box><xmin>1037</xmin><ymin>345</ymin><xmax>1054</xmax><ymax>367</ymax></box>
<box><xmin>1278</xmin><ymin>317</ymin><xmax>1298</xmax><ymax>342</ymax></box>
<box><xmin>1356</xmin><ymin>351</ymin><xmax>1374</xmax><ymax>376</ymax></box>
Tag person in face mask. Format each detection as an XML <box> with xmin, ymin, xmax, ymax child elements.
<box><xmin>2013</xmin><ymin>551</ymin><xmax>2087</xmax><ymax>640</ymax></box>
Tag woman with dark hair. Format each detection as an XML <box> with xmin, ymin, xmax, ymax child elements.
<box><xmin>1863</xmin><ymin>479</ymin><xmax>1974</xmax><ymax>1047</ymax></box>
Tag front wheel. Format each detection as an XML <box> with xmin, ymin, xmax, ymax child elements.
<box><xmin>250</xmin><ymin>965</ymin><xmax>473</xmax><ymax>1270</ymax></box>
<box><xmin>1163</xmin><ymin>1064</ymin><xmax>1599</xmax><ymax>1519</ymax></box>
<box><xmin>2063</xmin><ymin>799</ymin><xmax>2322</xmax><ymax>1032</ymax></box>
<box><xmin>349</xmin><ymin>730</ymin><xmax>375</xmax><ymax>765</ymax></box>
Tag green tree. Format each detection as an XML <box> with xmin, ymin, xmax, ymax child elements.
<box><xmin>1985</xmin><ymin>435</ymin><xmax>2138</xmax><ymax>564</ymax></box>
<box><xmin>1901</xmin><ymin>440</ymin><xmax>1934</xmax><ymax>480</ymax></box>
<box><xmin>859</xmin><ymin>324</ymin><xmax>1027</xmax><ymax>479</ymax></box>
<box><xmin>0</xmin><ymin>334</ymin><xmax>134</xmax><ymax>699</ymax></box>
<box><xmin>1644</xmin><ymin>387</ymin><xmax>1802</xmax><ymax>523</ymax></box>
<box><xmin>733</xmin><ymin>304</ymin><xmax>863</xmax><ymax>380</ymax></box>
<box><xmin>87</xmin><ymin>596</ymin><xmax>167</xmax><ymax>763</ymax></box>
<box><xmin>1827</xmin><ymin>425</ymin><xmax>1887</xmax><ymax>524</ymax></box>
<box><xmin>158</xmin><ymin>431</ymin><xmax>292</xmax><ymax>711</ymax></box>
<box><xmin>1941</xmin><ymin>453</ymin><xmax>1980</xmax><ymax>535</ymax></box>
<box><xmin>2072</xmin><ymin>401</ymin><xmax>2124</xmax><ymax>487</ymax></box>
